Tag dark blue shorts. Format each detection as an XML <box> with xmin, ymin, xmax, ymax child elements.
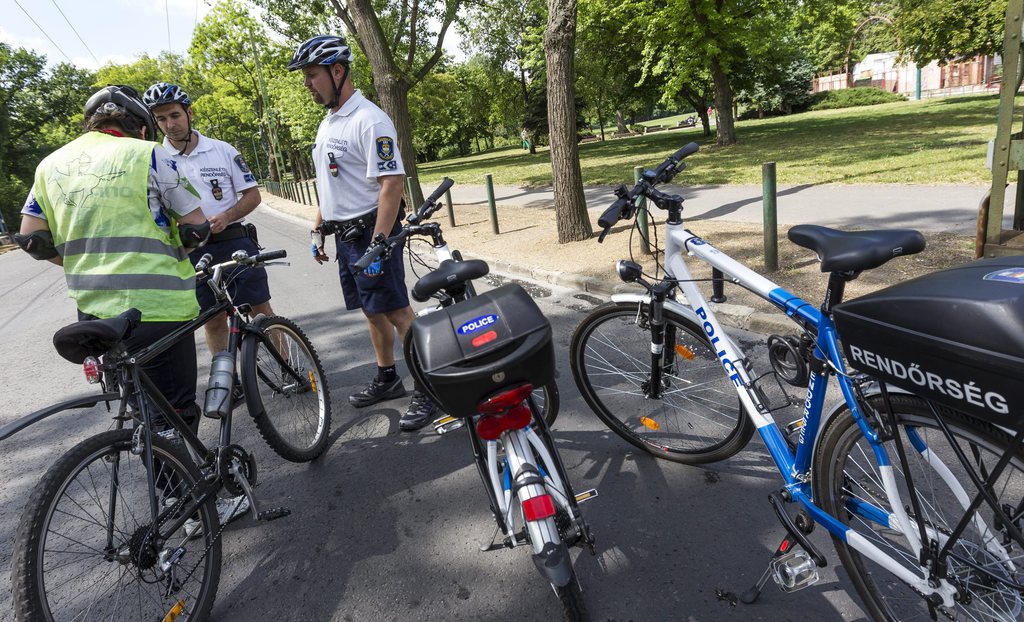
<box><xmin>190</xmin><ymin>233</ymin><xmax>271</xmax><ymax>312</ymax></box>
<box><xmin>335</xmin><ymin>219</ymin><xmax>409</xmax><ymax>314</ymax></box>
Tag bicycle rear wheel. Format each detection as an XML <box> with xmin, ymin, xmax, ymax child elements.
<box><xmin>241</xmin><ymin>315</ymin><xmax>332</xmax><ymax>462</ymax></box>
<box><xmin>12</xmin><ymin>428</ymin><xmax>221</xmax><ymax>621</ymax></box>
<box><xmin>814</xmin><ymin>394</ymin><xmax>1024</xmax><ymax>621</ymax></box>
<box><xmin>569</xmin><ymin>301</ymin><xmax>754</xmax><ymax>464</ymax></box>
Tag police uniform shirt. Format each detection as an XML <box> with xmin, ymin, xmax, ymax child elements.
<box><xmin>163</xmin><ymin>131</ymin><xmax>257</xmax><ymax>222</ymax></box>
<box><xmin>312</xmin><ymin>89</ymin><xmax>405</xmax><ymax>222</ymax></box>
<box><xmin>22</xmin><ymin>143</ymin><xmax>202</xmax><ymax>235</ymax></box>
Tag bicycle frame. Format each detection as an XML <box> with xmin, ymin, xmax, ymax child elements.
<box><xmin>649</xmin><ymin>218</ymin><xmax>992</xmax><ymax>605</ymax></box>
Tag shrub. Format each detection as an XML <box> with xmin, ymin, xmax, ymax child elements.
<box><xmin>808</xmin><ymin>87</ymin><xmax>906</xmax><ymax>111</ymax></box>
<box><xmin>628</xmin><ymin>124</ymin><xmax>645</xmax><ymax>134</ymax></box>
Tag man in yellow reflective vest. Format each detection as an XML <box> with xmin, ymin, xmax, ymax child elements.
<box><xmin>17</xmin><ymin>85</ymin><xmax>210</xmax><ymax>429</ymax></box>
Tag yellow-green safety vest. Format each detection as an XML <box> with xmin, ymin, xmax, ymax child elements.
<box><xmin>33</xmin><ymin>132</ymin><xmax>200</xmax><ymax>322</ymax></box>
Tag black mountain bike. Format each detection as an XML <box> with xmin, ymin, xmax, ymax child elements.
<box><xmin>3</xmin><ymin>249</ymin><xmax>331</xmax><ymax>621</ymax></box>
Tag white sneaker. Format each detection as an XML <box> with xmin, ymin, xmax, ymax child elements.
<box><xmin>184</xmin><ymin>516</ymin><xmax>203</xmax><ymax>540</ymax></box>
<box><xmin>216</xmin><ymin>495</ymin><xmax>250</xmax><ymax>526</ymax></box>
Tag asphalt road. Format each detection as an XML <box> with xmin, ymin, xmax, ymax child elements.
<box><xmin>0</xmin><ymin>209</ymin><xmax>868</xmax><ymax>621</ymax></box>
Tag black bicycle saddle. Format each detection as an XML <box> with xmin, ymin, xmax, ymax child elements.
<box><xmin>53</xmin><ymin>308</ymin><xmax>141</xmax><ymax>364</ymax></box>
<box><xmin>412</xmin><ymin>259</ymin><xmax>489</xmax><ymax>302</ymax></box>
<box><xmin>788</xmin><ymin>224</ymin><xmax>925</xmax><ymax>273</ymax></box>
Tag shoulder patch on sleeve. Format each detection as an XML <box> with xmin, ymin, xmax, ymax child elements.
<box><xmin>234</xmin><ymin>154</ymin><xmax>251</xmax><ymax>174</ymax></box>
<box><xmin>376</xmin><ymin>136</ymin><xmax>395</xmax><ymax>161</ymax></box>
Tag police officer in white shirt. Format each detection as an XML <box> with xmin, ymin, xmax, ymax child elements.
<box><xmin>289</xmin><ymin>35</ymin><xmax>439</xmax><ymax>431</ymax></box>
<box><xmin>143</xmin><ymin>83</ymin><xmax>274</xmax><ymax>358</ymax></box>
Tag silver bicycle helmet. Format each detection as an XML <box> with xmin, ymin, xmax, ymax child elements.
<box><xmin>142</xmin><ymin>82</ymin><xmax>192</xmax><ymax>110</ymax></box>
<box><xmin>85</xmin><ymin>85</ymin><xmax>157</xmax><ymax>141</ymax></box>
<box><xmin>286</xmin><ymin>35</ymin><xmax>352</xmax><ymax>71</ymax></box>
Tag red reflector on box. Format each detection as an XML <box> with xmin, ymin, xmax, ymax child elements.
<box><xmin>472</xmin><ymin>330</ymin><xmax>498</xmax><ymax>347</ymax></box>
<box><xmin>522</xmin><ymin>494</ymin><xmax>556</xmax><ymax>521</ymax></box>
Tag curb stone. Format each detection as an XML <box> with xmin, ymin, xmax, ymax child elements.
<box><xmin>469</xmin><ymin>253</ymin><xmax>796</xmax><ymax>336</ymax></box>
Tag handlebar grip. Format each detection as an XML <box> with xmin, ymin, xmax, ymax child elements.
<box><xmin>673</xmin><ymin>142</ymin><xmax>700</xmax><ymax>161</ymax></box>
<box><xmin>597</xmin><ymin>198</ymin><xmax>628</xmax><ymax>230</ymax></box>
<box><xmin>425</xmin><ymin>177</ymin><xmax>455</xmax><ymax>205</ymax></box>
<box><xmin>194</xmin><ymin>253</ymin><xmax>214</xmax><ymax>273</ymax></box>
<box><xmin>354</xmin><ymin>243</ymin><xmax>386</xmax><ymax>271</ymax></box>
<box><xmin>254</xmin><ymin>249</ymin><xmax>287</xmax><ymax>263</ymax></box>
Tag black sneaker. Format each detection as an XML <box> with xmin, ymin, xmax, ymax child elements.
<box><xmin>400</xmin><ymin>392</ymin><xmax>440</xmax><ymax>431</ymax></box>
<box><xmin>349</xmin><ymin>376</ymin><xmax>407</xmax><ymax>408</ymax></box>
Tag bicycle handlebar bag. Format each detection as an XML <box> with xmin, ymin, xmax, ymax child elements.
<box><xmin>833</xmin><ymin>257</ymin><xmax>1024</xmax><ymax>426</ymax></box>
<box><xmin>408</xmin><ymin>284</ymin><xmax>555</xmax><ymax>419</ymax></box>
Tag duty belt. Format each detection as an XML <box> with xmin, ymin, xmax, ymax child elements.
<box><xmin>208</xmin><ymin>223</ymin><xmax>249</xmax><ymax>243</ymax></box>
<box><xmin>322</xmin><ymin>210</ymin><xmax>377</xmax><ymax>236</ymax></box>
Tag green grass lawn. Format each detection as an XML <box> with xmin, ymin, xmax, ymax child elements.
<box><xmin>417</xmin><ymin>94</ymin><xmax>1005</xmax><ymax>187</ymax></box>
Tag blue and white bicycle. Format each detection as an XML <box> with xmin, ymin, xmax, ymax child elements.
<box><xmin>570</xmin><ymin>143</ymin><xmax>1024</xmax><ymax>620</ymax></box>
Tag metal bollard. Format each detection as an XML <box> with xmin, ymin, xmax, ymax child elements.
<box><xmin>763</xmin><ymin>162</ymin><xmax>778</xmax><ymax>272</ymax></box>
<box><xmin>634</xmin><ymin>166</ymin><xmax>651</xmax><ymax>254</ymax></box>
<box><xmin>445</xmin><ymin>188</ymin><xmax>455</xmax><ymax>227</ymax></box>
<box><xmin>485</xmin><ymin>173</ymin><xmax>499</xmax><ymax>234</ymax></box>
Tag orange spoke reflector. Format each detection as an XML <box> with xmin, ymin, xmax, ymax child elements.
<box><xmin>675</xmin><ymin>344</ymin><xmax>695</xmax><ymax>360</ymax></box>
<box><xmin>163</xmin><ymin>600</ymin><xmax>186</xmax><ymax>622</ymax></box>
<box><xmin>309</xmin><ymin>371</ymin><xmax>317</xmax><ymax>393</ymax></box>
<box><xmin>640</xmin><ymin>416</ymin><xmax>660</xmax><ymax>430</ymax></box>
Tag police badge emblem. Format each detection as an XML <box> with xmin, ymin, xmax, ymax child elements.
<box><xmin>376</xmin><ymin>137</ymin><xmax>395</xmax><ymax>161</ymax></box>
<box><xmin>210</xmin><ymin>179</ymin><xmax>223</xmax><ymax>201</ymax></box>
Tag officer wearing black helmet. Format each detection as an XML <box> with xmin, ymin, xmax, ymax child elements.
<box><xmin>18</xmin><ymin>84</ymin><xmax>210</xmax><ymax>431</ymax></box>
<box><xmin>288</xmin><ymin>35</ymin><xmax>440</xmax><ymax>431</ymax></box>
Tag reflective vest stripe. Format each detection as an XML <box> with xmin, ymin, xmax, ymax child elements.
<box><xmin>58</xmin><ymin>236</ymin><xmax>188</xmax><ymax>261</ymax></box>
<box><xmin>66</xmin><ymin>274</ymin><xmax>197</xmax><ymax>291</ymax></box>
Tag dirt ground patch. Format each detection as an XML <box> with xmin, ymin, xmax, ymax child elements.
<box><xmin>440</xmin><ymin>203</ymin><xmax>977</xmax><ymax>313</ymax></box>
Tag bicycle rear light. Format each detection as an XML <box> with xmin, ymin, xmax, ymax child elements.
<box><xmin>477</xmin><ymin>384</ymin><xmax>534</xmax><ymax>415</ymax></box>
<box><xmin>476</xmin><ymin>404</ymin><xmax>532</xmax><ymax>440</ymax></box>
<box><xmin>522</xmin><ymin>494</ymin><xmax>556</xmax><ymax>521</ymax></box>
<box><xmin>82</xmin><ymin>356</ymin><xmax>101</xmax><ymax>384</ymax></box>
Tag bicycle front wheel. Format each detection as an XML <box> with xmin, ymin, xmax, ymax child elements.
<box><xmin>12</xmin><ymin>428</ymin><xmax>221</xmax><ymax>621</ymax></box>
<box><xmin>814</xmin><ymin>394</ymin><xmax>1024</xmax><ymax>621</ymax></box>
<box><xmin>569</xmin><ymin>301</ymin><xmax>754</xmax><ymax>464</ymax></box>
<box><xmin>241</xmin><ymin>315</ymin><xmax>332</xmax><ymax>463</ymax></box>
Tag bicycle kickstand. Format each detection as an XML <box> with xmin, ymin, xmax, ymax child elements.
<box><xmin>740</xmin><ymin>534</ymin><xmax>795</xmax><ymax>604</ymax></box>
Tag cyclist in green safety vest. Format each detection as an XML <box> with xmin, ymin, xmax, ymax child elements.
<box><xmin>17</xmin><ymin>85</ymin><xmax>211</xmax><ymax>428</ymax></box>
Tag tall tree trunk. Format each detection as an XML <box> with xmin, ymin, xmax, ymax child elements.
<box><xmin>710</xmin><ymin>58</ymin><xmax>737</xmax><ymax>145</ymax></box>
<box><xmin>596</xmin><ymin>104</ymin><xmax>606</xmax><ymax>141</ymax></box>
<box><xmin>615</xmin><ymin>109</ymin><xmax>628</xmax><ymax>133</ymax></box>
<box><xmin>545</xmin><ymin>0</ymin><xmax>592</xmax><ymax>244</ymax></box>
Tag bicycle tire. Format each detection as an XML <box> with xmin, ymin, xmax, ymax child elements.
<box><xmin>813</xmin><ymin>394</ymin><xmax>1024</xmax><ymax>621</ymax></box>
<box><xmin>555</xmin><ymin>568</ymin><xmax>588</xmax><ymax>622</ymax></box>
<box><xmin>241</xmin><ymin>315</ymin><xmax>332</xmax><ymax>463</ymax></box>
<box><xmin>569</xmin><ymin>300</ymin><xmax>754</xmax><ymax>464</ymax></box>
<box><xmin>12</xmin><ymin>428</ymin><xmax>221</xmax><ymax>622</ymax></box>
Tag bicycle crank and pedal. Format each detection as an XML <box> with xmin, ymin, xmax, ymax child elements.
<box><xmin>741</xmin><ymin>490</ymin><xmax>827</xmax><ymax>604</ymax></box>
<box><xmin>222</xmin><ymin>447</ymin><xmax>291</xmax><ymax>523</ymax></box>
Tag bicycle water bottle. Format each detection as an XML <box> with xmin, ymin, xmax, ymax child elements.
<box><xmin>204</xmin><ymin>351</ymin><xmax>235</xmax><ymax>418</ymax></box>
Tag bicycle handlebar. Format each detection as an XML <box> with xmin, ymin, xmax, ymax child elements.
<box><xmin>596</xmin><ymin>142</ymin><xmax>699</xmax><ymax>242</ymax></box>
<box><xmin>353</xmin><ymin>233</ymin><xmax>394</xmax><ymax>271</ymax></box>
<box><xmin>194</xmin><ymin>253</ymin><xmax>214</xmax><ymax>273</ymax></box>
<box><xmin>410</xmin><ymin>177</ymin><xmax>455</xmax><ymax>224</ymax></box>
<box><xmin>196</xmin><ymin>249</ymin><xmax>289</xmax><ymax>277</ymax></box>
<box><xmin>355</xmin><ymin>178</ymin><xmax>455</xmax><ymax>272</ymax></box>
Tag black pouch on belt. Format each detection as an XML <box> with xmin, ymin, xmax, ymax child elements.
<box><xmin>244</xmin><ymin>222</ymin><xmax>263</xmax><ymax>250</ymax></box>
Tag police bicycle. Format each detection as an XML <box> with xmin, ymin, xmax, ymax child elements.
<box><xmin>4</xmin><ymin>249</ymin><xmax>331</xmax><ymax>621</ymax></box>
<box><xmin>355</xmin><ymin>180</ymin><xmax>595</xmax><ymax>621</ymax></box>
<box><xmin>569</xmin><ymin>142</ymin><xmax>1024</xmax><ymax>620</ymax></box>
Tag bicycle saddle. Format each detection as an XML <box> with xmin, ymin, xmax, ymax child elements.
<box><xmin>788</xmin><ymin>224</ymin><xmax>925</xmax><ymax>273</ymax></box>
<box><xmin>412</xmin><ymin>259</ymin><xmax>489</xmax><ymax>302</ymax></box>
<box><xmin>53</xmin><ymin>309</ymin><xmax>141</xmax><ymax>364</ymax></box>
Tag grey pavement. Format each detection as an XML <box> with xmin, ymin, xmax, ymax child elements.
<box><xmin>446</xmin><ymin>182</ymin><xmax>1013</xmax><ymax>235</ymax></box>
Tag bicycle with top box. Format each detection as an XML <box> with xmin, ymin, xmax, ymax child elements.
<box><xmin>355</xmin><ymin>181</ymin><xmax>596</xmax><ymax>621</ymax></box>
<box><xmin>569</xmin><ymin>141</ymin><xmax>1024</xmax><ymax>620</ymax></box>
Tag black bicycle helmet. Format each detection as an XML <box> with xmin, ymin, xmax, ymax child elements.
<box><xmin>85</xmin><ymin>85</ymin><xmax>157</xmax><ymax>141</ymax></box>
<box><xmin>142</xmin><ymin>82</ymin><xmax>192</xmax><ymax>110</ymax></box>
<box><xmin>286</xmin><ymin>35</ymin><xmax>352</xmax><ymax>71</ymax></box>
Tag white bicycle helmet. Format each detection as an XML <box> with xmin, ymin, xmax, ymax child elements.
<box><xmin>286</xmin><ymin>35</ymin><xmax>352</xmax><ymax>71</ymax></box>
<box><xmin>142</xmin><ymin>82</ymin><xmax>192</xmax><ymax>110</ymax></box>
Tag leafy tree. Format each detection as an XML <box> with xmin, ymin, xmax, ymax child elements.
<box><xmin>0</xmin><ymin>44</ymin><xmax>93</xmax><ymax>230</ymax></box>
<box><xmin>93</xmin><ymin>52</ymin><xmax>190</xmax><ymax>95</ymax></box>
<box><xmin>545</xmin><ymin>0</ymin><xmax>592</xmax><ymax>243</ymax></box>
<box><xmin>894</xmin><ymin>0</ymin><xmax>1007</xmax><ymax>64</ymax></box>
